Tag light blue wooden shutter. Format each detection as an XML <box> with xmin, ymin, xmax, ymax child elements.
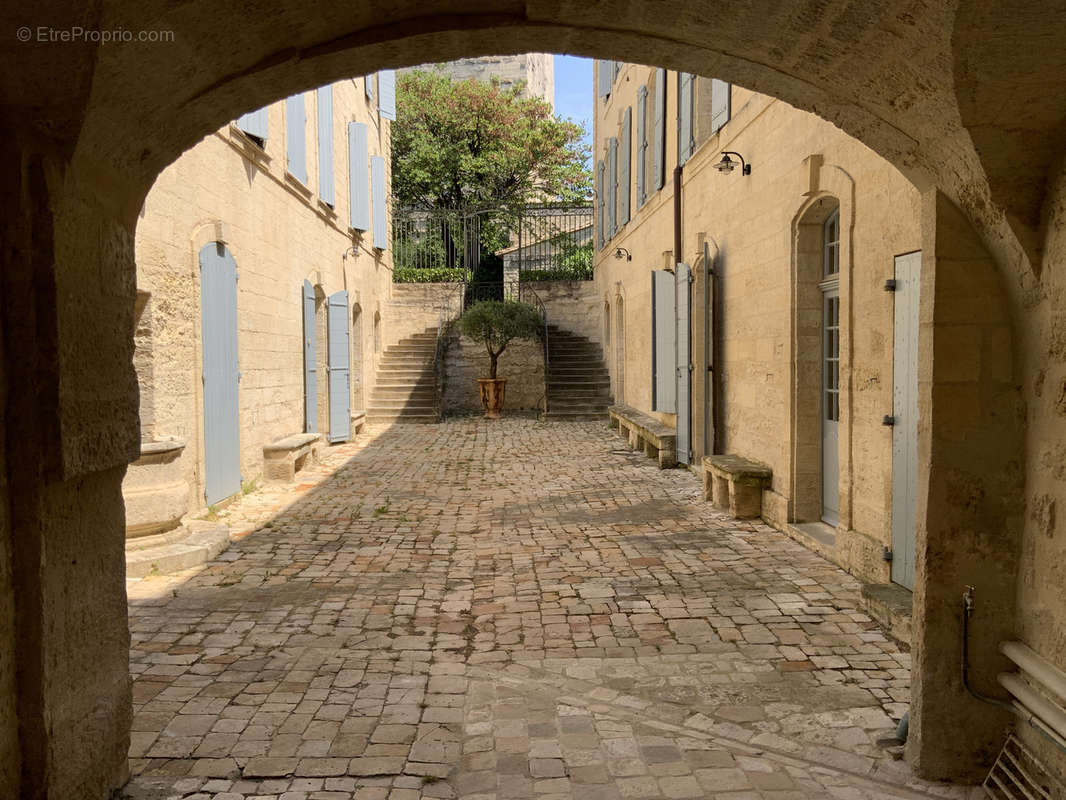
<box><xmin>303</xmin><ymin>279</ymin><xmax>317</xmax><ymax>433</ymax></box>
<box><xmin>236</xmin><ymin>107</ymin><xmax>269</xmax><ymax>141</ymax></box>
<box><xmin>348</xmin><ymin>122</ymin><xmax>370</xmax><ymax>231</ymax></box>
<box><xmin>597</xmin><ymin>60</ymin><xmax>613</xmax><ymax>98</ymax></box>
<box><xmin>675</xmin><ymin>263</ymin><xmax>692</xmax><ymax>463</ymax></box>
<box><xmin>678</xmin><ymin>73</ymin><xmax>693</xmax><ymax>164</ymax></box>
<box><xmin>200</xmin><ymin>243</ymin><xmax>241</xmax><ymax>504</ymax></box>
<box><xmin>653</xmin><ymin>68</ymin><xmax>666</xmax><ymax>190</ymax></box>
<box><xmin>371</xmin><ymin>155</ymin><xmax>387</xmax><ymax>250</ymax></box>
<box><xmin>378</xmin><ymin>70</ymin><xmax>396</xmax><ymax>120</ymax></box>
<box><xmin>710</xmin><ymin>79</ymin><xmax>731</xmax><ymax>134</ymax></box>
<box><xmin>317</xmin><ymin>86</ymin><xmax>335</xmax><ymax>206</ymax></box>
<box><xmin>619</xmin><ymin>107</ymin><xmax>631</xmax><ymax>226</ymax></box>
<box><xmin>607</xmin><ymin>137</ymin><xmax>618</xmax><ymax>238</ymax></box>
<box><xmin>286</xmin><ymin>93</ymin><xmax>307</xmax><ymax>183</ymax></box>
<box><xmin>651</xmin><ymin>270</ymin><xmax>677</xmax><ymax>413</ymax></box>
<box><xmin>327</xmin><ymin>290</ymin><xmax>351</xmax><ymax>443</ymax></box>
<box><xmin>636</xmin><ymin>87</ymin><xmax>647</xmax><ymax>207</ymax></box>
<box><xmin>365</xmin><ymin>74</ymin><xmax>375</xmax><ymax>99</ymax></box>
<box><xmin>596</xmin><ymin>160</ymin><xmax>605</xmax><ymax>249</ymax></box>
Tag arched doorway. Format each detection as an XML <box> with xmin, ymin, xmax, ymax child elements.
<box><xmin>1</xmin><ymin>5</ymin><xmax>1056</xmax><ymax>795</ymax></box>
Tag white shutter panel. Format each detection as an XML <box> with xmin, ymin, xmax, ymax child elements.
<box><xmin>597</xmin><ymin>60</ymin><xmax>614</xmax><ymax>98</ymax></box>
<box><xmin>378</xmin><ymin>70</ymin><xmax>396</xmax><ymax>120</ymax></box>
<box><xmin>607</xmin><ymin>137</ymin><xmax>618</xmax><ymax>238</ymax></box>
<box><xmin>596</xmin><ymin>160</ymin><xmax>606</xmax><ymax>249</ymax></box>
<box><xmin>348</xmin><ymin>122</ymin><xmax>370</xmax><ymax>231</ymax></box>
<box><xmin>619</xmin><ymin>107</ymin><xmax>631</xmax><ymax>226</ymax></box>
<box><xmin>678</xmin><ymin>73</ymin><xmax>693</xmax><ymax>165</ymax></box>
<box><xmin>636</xmin><ymin>87</ymin><xmax>647</xmax><ymax>207</ymax></box>
<box><xmin>710</xmin><ymin>79</ymin><xmax>731</xmax><ymax>134</ymax></box>
<box><xmin>286</xmin><ymin>93</ymin><xmax>308</xmax><ymax>183</ymax></box>
<box><xmin>236</xmin><ymin>107</ymin><xmax>269</xmax><ymax>141</ymax></box>
<box><xmin>653</xmin><ymin>68</ymin><xmax>666</xmax><ymax>191</ymax></box>
<box><xmin>371</xmin><ymin>155</ymin><xmax>387</xmax><ymax>250</ymax></box>
<box><xmin>317</xmin><ymin>86</ymin><xmax>334</xmax><ymax>206</ymax></box>
<box><xmin>652</xmin><ymin>270</ymin><xmax>677</xmax><ymax>413</ymax></box>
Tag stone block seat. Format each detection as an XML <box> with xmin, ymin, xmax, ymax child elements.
<box><xmin>608</xmin><ymin>404</ymin><xmax>677</xmax><ymax>468</ymax></box>
<box><xmin>703</xmin><ymin>454</ymin><xmax>772</xmax><ymax>519</ymax></box>
<box><xmin>263</xmin><ymin>432</ymin><xmax>322</xmax><ymax>483</ymax></box>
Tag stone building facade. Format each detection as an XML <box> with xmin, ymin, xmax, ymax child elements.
<box><xmin>594</xmin><ymin>59</ymin><xmax>926</xmax><ymax>589</ymax></box>
<box><xmin>401</xmin><ymin>54</ymin><xmax>554</xmax><ymax>107</ymax></box>
<box><xmin>127</xmin><ymin>73</ymin><xmax>396</xmax><ymax>530</ymax></box>
<box><xmin>3</xmin><ymin>3</ymin><xmax>1066</xmax><ymax>796</ymax></box>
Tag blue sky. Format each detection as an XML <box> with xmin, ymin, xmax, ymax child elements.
<box><xmin>553</xmin><ymin>55</ymin><xmax>593</xmax><ymax>168</ymax></box>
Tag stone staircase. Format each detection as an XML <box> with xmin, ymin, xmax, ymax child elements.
<box><xmin>542</xmin><ymin>324</ymin><xmax>613</xmax><ymax>420</ymax></box>
<box><xmin>367</xmin><ymin>329</ymin><xmax>440</xmax><ymax>424</ymax></box>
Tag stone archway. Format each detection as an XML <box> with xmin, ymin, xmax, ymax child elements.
<box><xmin>3</xmin><ymin>3</ymin><xmax>1065</xmax><ymax>796</ymax></box>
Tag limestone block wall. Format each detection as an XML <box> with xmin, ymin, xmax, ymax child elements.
<box><xmin>441</xmin><ymin>334</ymin><xmax>545</xmax><ymax>414</ymax></box>
<box><xmin>403</xmin><ymin>54</ymin><xmax>554</xmax><ymax>107</ymax></box>
<box><xmin>131</xmin><ymin>76</ymin><xmax>393</xmax><ymax>515</ymax></box>
<box><xmin>594</xmin><ymin>65</ymin><xmax>921</xmax><ymax>584</ymax></box>
<box><xmin>384</xmin><ymin>282</ymin><xmax>464</xmax><ymax>350</ymax></box>
<box><xmin>528</xmin><ymin>280</ymin><xmax>602</xmax><ymax>345</ymax></box>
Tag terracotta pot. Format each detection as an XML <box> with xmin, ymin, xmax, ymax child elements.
<box><xmin>477</xmin><ymin>378</ymin><xmax>507</xmax><ymax>418</ymax></box>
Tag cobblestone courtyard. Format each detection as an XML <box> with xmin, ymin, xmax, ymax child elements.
<box><xmin>125</xmin><ymin>419</ymin><xmax>981</xmax><ymax>800</ymax></box>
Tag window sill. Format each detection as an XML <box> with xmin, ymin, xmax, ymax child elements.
<box><xmin>317</xmin><ymin>199</ymin><xmax>337</xmax><ymax>218</ymax></box>
<box><xmin>285</xmin><ymin>171</ymin><xmax>313</xmax><ymax>198</ymax></box>
<box><xmin>229</xmin><ymin>125</ymin><xmax>271</xmax><ymax>162</ymax></box>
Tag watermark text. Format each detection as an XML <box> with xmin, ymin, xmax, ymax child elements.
<box><xmin>16</xmin><ymin>26</ymin><xmax>175</xmax><ymax>44</ymax></box>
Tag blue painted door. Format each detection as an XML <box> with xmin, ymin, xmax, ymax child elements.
<box><xmin>303</xmin><ymin>280</ymin><xmax>317</xmax><ymax>432</ymax></box>
<box><xmin>200</xmin><ymin>243</ymin><xmax>241</xmax><ymax>505</ymax></box>
<box><xmin>675</xmin><ymin>263</ymin><xmax>692</xmax><ymax>465</ymax></box>
<box><xmin>327</xmin><ymin>291</ymin><xmax>351</xmax><ymax>442</ymax></box>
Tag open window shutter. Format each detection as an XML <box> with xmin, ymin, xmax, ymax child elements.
<box><xmin>365</xmin><ymin>74</ymin><xmax>375</xmax><ymax>99</ymax></box>
<box><xmin>286</xmin><ymin>93</ymin><xmax>307</xmax><ymax>183</ymax></box>
<box><xmin>327</xmin><ymin>290</ymin><xmax>351</xmax><ymax>443</ymax></box>
<box><xmin>619</xmin><ymin>107</ymin><xmax>631</xmax><ymax>226</ymax></box>
<box><xmin>710</xmin><ymin>79</ymin><xmax>731</xmax><ymax>134</ymax></box>
<box><xmin>596</xmin><ymin>160</ymin><xmax>606</xmax><ymax>249</ymax></box>
<box><xmin>378</xmin><ymin>70</ymin><xmax>396</xmax><ymax>120</ymax></box>
<box><xmin>348</xmin><ymin>122</ymin><xmax>370</xmax><ymax>231</ymax></box>
<box><xmin>636</xmin><ymin>87</ymin><xmax>647</xmax><ymax>207</ymax></box>
<box><xmin>597</xmin><ymin>60</ymin><xmax>613</xmax><ymax>98</ymax></box>
<box><xmin>371</xmin><ymin>155</ymin><xmax>387</xmax><ymax>250</ymax></box>
<box><xmin>678</xmin><ymin>73</ymin><xmax>693</xmax><ymax>164</ymax></box>
<box><xmin>236</xmin><ymin>107</ymin><xmax>269</xmax><ymax>141</ymax></box>
<box><xmin>651</xmin><ymin>270</ymin><xmax>677</xmax><ymax>412</ymax></box>
<box><xmin>653</xmin><ymin>68</ymin><xmax>666</xmax><ymax>190</ymax></box>
<box><xmin>675</xmin><ymin>263</ymin><xmax>692</xmax><ymax>463</ymax></box>
<box><xmin>303</xmin><ymin>279</ymin><xmax>317</xmax><ymax>433</ymax></box>
<box><xmin>595</xmin><ymin>161</ymin><xmax>604</xmax><ymax>249</ymax></box>
<box><xmin>317</xmin><ymin>86</ymin><xmax>334</xmax><ymax>206</ymax></box>
<box><xmin>607</xmin><ymin>137</ymin><xmax>618</xmax><ymax>238</ymax></box>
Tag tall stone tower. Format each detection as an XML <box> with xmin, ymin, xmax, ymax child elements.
<box><xmin>402</xmin><ymin>54</ymin><xmax>555</xmax><ymax>110</ymax></box>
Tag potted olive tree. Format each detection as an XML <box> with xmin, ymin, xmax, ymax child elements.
<box><xmin>456</xmin><ymin>300</ymin><xmax>543</xmax><ymax>418</ymax></box>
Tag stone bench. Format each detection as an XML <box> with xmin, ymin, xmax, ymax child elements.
<box><xmin>703</xmin><ymin>455</ymin><xmax>772</xmax><ymax>519</ymax></box>
<box><xmin>352</xmin><ymin>410</ymin><xmax>367</xmax><ymax>435</ymax></box>
<box><xmin>608</xmin><ymin>404</ymin><xmax>677</xmax><ymax>468</ymax></box>
<box><xmin>263</xmin><ymin>432</ymin><xmax>322</xmax><ymax>483</ymax></box>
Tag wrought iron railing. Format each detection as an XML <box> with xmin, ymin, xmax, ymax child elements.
<box><xmin>392</xmin><ymin>202</ymin><xmax>594</xmax><ymax>282</ymax></box>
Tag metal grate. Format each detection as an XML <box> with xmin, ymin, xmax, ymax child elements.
<box><xmin>983</xmin><ymin>734</ymin><xmax>1063</xmax><ymax>799</ymax></box>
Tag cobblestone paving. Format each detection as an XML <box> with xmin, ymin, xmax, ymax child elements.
<box><xmin>124</xmin><ymin>419</ymin><xmax>982</xmax><ymax>800</ymax></box>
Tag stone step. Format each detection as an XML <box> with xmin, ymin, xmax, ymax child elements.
<box><xmin>368</xmin><ymin>400</ymin><xmax>438</xmax><ymax>411</ymax></box>
<box><xmin>366</xmin><ymin>412</ymin><xmax>440</xmax><ymax>424</ymax></box>
<box><xmin>371</xmin><ymin>389</ymin><xmax>437</xmax><ymax>401</ymax></box>
<box><xmin>541</xmin><ymin>409</ymin><xmax>609</xmax><ymax>421</ymax></box>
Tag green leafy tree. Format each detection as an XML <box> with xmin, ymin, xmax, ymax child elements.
<box><xmin>456</xmin><ymin>300</ymin><xmax>543</xmax><ymax>379</ymax></box>
<box><xmin>392</xmin><ymin>69</ymin><xmax>592</xmax><ymax>212</ymax></box>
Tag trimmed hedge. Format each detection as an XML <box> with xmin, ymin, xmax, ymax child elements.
<box><xmin>519</xmin><ymin>265</ymin><xmax>593</xmax><ymax>282</ymax></box>
<box><xmin>393</xmin><ymin>266</ymin><xmax>468</xmax><ymax>284</ymax></box>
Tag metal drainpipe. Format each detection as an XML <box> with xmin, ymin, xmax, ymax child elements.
<box><xmin>673</xmin><ymin>164</ymin><xmax>683</xmax><ymax>270</ymax></box>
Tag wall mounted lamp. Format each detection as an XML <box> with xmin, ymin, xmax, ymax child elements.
<box><xmin>714</xmin><ymin>151</ymin><xmax>751</xmax><ymax>176</ymax></box>
<box><xmin>614</xmin><ymin>247</ymin><xmax>632</xmax><ymax>261</ymax></box>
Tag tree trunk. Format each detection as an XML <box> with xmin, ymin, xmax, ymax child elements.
<box><xmin>489</xmin><ymin>350</ymin><xmax>499</xmax><ymax>379</ymax></box>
